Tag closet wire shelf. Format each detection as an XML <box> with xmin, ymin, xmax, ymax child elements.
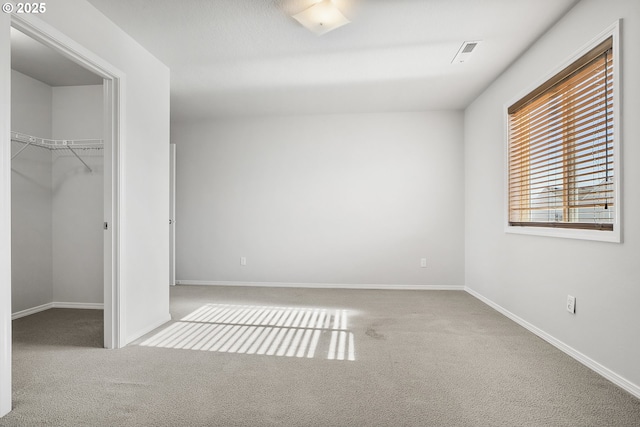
<box><xmin>11</xmin><ymin>131</ymin><xmax>103</xmax><ymax>172</ymax></box>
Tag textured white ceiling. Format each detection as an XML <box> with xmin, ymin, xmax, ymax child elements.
<box><xmin>85</xmin><ymin>0</ymin><xmax>578</xmax><ymax>120</ymax></box>
<box><xmin>11</xmin><ymin>28</ymin><xmax>103</xmax><ymax>87</ymax></box>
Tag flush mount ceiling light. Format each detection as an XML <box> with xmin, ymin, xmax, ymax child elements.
<box><xmin>293</xmin><ymin>0</ymin><xmax>351</xmax><ymax>36</ymax></box>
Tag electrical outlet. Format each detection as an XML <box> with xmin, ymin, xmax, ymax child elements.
<box><xmin>420</xmin><ymin>258</ymin><xmax>427</xmax><ymax>268</ymax></box>
<box><xmin>567</xmin><ymin>295</ymin><xmax>576</xmax><ymax>314</ymax></box>
<box><xmin>240</xmin><ymin>257</ymin><xmax>247</xmax><ymax>266</ymax></box>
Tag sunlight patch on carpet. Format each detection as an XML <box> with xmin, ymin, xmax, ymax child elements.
<box><xmin>140</xmin><ymin>304</ymin><xmax>356</xmax><ymax>361</ymax></box>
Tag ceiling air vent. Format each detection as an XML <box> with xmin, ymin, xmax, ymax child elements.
<box><xmin>452</xmin><ymin>40</ymin><xmax>482</xmax><ymax>64</ymax></box>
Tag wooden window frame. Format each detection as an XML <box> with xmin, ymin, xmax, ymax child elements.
<box><xmin>504</xmin><ymin>22</ymin><xmax>621</xmax><ymax>243</ymax></box>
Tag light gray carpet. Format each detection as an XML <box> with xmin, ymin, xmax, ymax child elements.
<box><xmin>2</xmin><ymin>285</ymin><xmax>640</xmax><ymax>426</ymax></box>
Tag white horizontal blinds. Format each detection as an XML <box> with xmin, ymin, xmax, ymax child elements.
<box><xmin>508</xmin><ymin>37</ymin><xmax>614</xmax><ymax>230</ymax></box>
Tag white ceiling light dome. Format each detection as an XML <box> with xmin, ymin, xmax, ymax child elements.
<box><xmin>292</xmin><ymin>0</ymin><xmax>351</xmax><ymax>36</ymax></box>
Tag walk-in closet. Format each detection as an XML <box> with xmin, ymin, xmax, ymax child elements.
<box><xmin>10</xmin><ymin>27</ymin><xmax>105</xmax><ymax>324</ymax></box>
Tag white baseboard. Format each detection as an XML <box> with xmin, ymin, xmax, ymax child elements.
<box><xmin>52</xmin><ymin>302</ymin><xmax>104</xmax><ymax>310</ymax></box>
<box><xmin>11</xmin><ymin>303</ymin><xmax>53</xmax><ymax>320</ymax></box>
<box><xmin>176</xmin><ymin>280</ymin><xmax>464</xmax><ymax>291</ymax></box>
<box><xmin>12</xmin><ymin>302</ymin><xmax>104</xmax><ymax>320</ymax></box>
<box><xmin>465</xmin><ymin>287</ymin><xmax>640</xmax><ymax>400</ymax></box>
<box><xmin>126</xmin><ymin>313</ymin><xmax>172</xmax><ymax>345</ymax></box>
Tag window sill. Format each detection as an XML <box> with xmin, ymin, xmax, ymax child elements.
<box><xmin>505</xmin><ymin>224</ymin><xmax>621</xmax><ymax>243</ymax></box>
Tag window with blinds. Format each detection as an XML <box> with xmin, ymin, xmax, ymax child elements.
<box><xmin>508</xmin><ymin>37</ymin><xmax>614</xmax><ymax>231</ymax></box>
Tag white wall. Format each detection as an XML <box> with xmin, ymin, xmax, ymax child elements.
<box><xmin>172</xmin><ymin>112</ymin><xmax>465</xmax><ymax>287</ymax></box>
<box><xmin>465</xmin><ymin>0</ymin><xmax>640</xmax><ymax>393</ymax></box>
<box><xmin>10</xmin><ymin>70</ymin><xmax>53</xmax><ymax>313</ymax></box>
<box><xmin>11</xmin><ymin>78</ymin><xmax>104</xmax><ymax>310</ymax></box>
<box><xmin>32</xmin><ymin>0</ymin><xmax>171</xmax><ymax>342</ymax></box>
<box><xmin>52</xmin><ymin>85</ymin><xmax>103</xmax><ymax>139</ymax></box>
<box><xmin>2</xmin><ymin>0</ymin><xmax>170</xmax><ymax>344</ymax></box>
<box><xmin>11</xmin><ymin>70</ymin><xmax>51</xmax><ymax>136</ymax></box>
<box><xmin>52</xmin><ymin>85</ymin><xmax>103</xmax><ymax>304</ymax></box>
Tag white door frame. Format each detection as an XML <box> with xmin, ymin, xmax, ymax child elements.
<box><xmin>0</xmin><ymin>13</ymin><xmax>11</xmax><ymax>418</ymax></box>
<box><xmin>169</xmin><ymin>144</ymin><xmax>176</xmax><ymax>286</ymax></box>
<box><xmin>9</xmin><ymin>14</ymin><xmax>126</xmax><ymax>350</ymax></box>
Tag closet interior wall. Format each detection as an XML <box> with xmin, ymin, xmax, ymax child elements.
<box><xmin>11</xmin><ymin>69</ymin><xmax>104</xmax><ymax>314</ymax></box>
<box><xmin>11</xmin><ymin>70</ymin><xmax>52</xmax><ymax>312</ymax></box>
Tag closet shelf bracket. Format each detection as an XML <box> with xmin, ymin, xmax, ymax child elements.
<box><xmin>67</xmin><ymin>145</ymin><xmax>93</xmax><ymax>172</ymax></box>
<box><xmin>11</xmin><ymin>140</ymin><xmax>34</xmax><ymax>160</ymax></box>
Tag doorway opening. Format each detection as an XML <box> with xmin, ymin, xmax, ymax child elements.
<box><xmin>9</xmin><ymin>15</ymin><xmax>122</xmax><ymax>350</ymax></box>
